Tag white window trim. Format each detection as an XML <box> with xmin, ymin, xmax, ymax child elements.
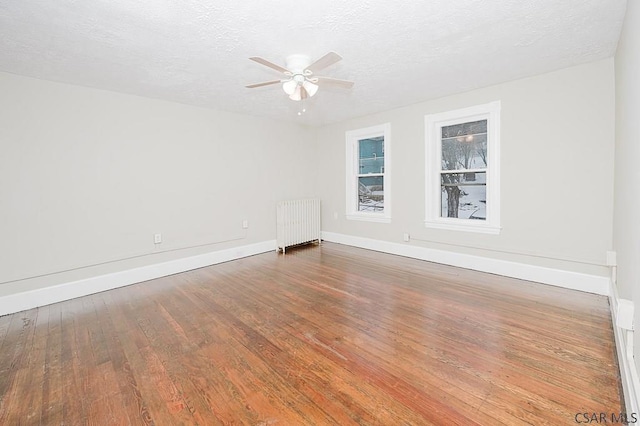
<box><xmin>346</xmin><ymin>123</ymin><xmax>391</xmax><ymax>223</ymax></box>
<box><xmin>425</xmin><ymin>101</ymin><xmax>501</xmax><ymax>234</ymax></box>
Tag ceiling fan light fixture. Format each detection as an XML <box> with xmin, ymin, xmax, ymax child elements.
<box><xmin>289</xmin><ymin>86</ymin><xmax>302</xmax><ymax>101</ymax></box>
<box><xmin>282</xmin><ymin>79</ymin><xmax>298</xmax><ymax>95</ymax></box>
<box><xmin>303</xmin><ymin>80</ymin><xmax>318</xmax><ymax>97</ymax></box>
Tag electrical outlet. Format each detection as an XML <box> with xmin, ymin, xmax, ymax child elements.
<box><xmin>403</xmin><ymin>233</ymin><xmax>410</xmax><ymax>242</ymax></box>
<box><xmin>606</xmin><ymin>251</ymin><xmax>617</xmax><ymax>267</ymax></box>
<box><xmin>242</xmin><ymin>220</ymin><xmax>249</xmax><ymax>229</ymax></box>
<box><xmin>154</xmin><ymin>233</ymin><xmax>162</xmax><ymax>244</ymax></box>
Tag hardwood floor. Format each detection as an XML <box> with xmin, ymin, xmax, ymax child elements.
<box><xmin>0</xmin><ymin>242</ymin><xmax>623</xmax><ymax>425</ymax></box>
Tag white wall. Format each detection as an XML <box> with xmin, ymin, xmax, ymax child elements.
<box><xmin>614</xmin><ymin>0</ymin><xmax>640</xmax><ymax>359</ymax></box>
<box><xmin>0</xmin><ymin>58</ymin><xmax>618</xmax><ymax>302</ymax></box>
<box><xmin>0</xmin><ymin>72</ymin><xmax>316</xmax><ymax>295</ymax></box>
<box><xmin>315</xmin><ymin>59</ymin><xmax>615</xmax><ymax>278</ymax></box>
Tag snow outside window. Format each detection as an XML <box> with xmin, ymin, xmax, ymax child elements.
<box><xmin>346</xmin><ymin>123</ymin><xmax>391</xmax><ymax>223</ymax></box>
<box><xmin>425</xmin><ymin>102</ymin><xmax>501</xmax><ymax>234</ymax></box>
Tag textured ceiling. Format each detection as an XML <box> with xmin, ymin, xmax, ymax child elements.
<box><xmin>0</xmin><ymin>0</ymin><xmax>627</xmax><ymax>126</ymax></box>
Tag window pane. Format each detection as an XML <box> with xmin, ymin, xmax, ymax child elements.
<box><xmin>441</xmin><ymin>120</ymin><xmax>488</xmax><ymax>171</ymax></box>
<box><xmin>441</xmin><ymin>120</ymin><xmax>487</xmax><ymax>139</ymax></box>
<box><xmin>359</xmin><ymin>136</ymin><xmax>385</xmax><ymax>174</ymax></box>
<box><xmin>358</xmin><ymin>176</ymin><xmax>384</xmax><ymax>212</ymax></box>
<box><xmin>440</xmin><ymin>172</ymin><xmax>486</xmax><ymax>219</ymax></box>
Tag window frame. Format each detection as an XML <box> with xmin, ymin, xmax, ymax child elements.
<box><xmin>345</xmin><ymin>123</ymin><xmax>392</xmax><ymax>223</ymax></box>
<box><xmin>424</xmin><ymin>101</ymin><xmax>501</xmax><ymax>234</ymax></box>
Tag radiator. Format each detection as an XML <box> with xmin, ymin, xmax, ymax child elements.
<box><xmin>276</xmin><ymin>198</ymin><xmax>321</xmax><ymax>253</ymax></box>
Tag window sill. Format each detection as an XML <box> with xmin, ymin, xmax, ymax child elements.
<box><xmin>347</xmin><ymin>213</ymin><xmax>391</xmax><ymax>223</ymax></box>
<box><xmin>424</xmin><ymin>220</ymin><xmax>501</xmax><ymax>235</ymax></box>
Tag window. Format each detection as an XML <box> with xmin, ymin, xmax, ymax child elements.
<box><xmin>425</xmin><ymin>102</ymin><xmax>500</xmax><ymax>234</ymax></box>
<box><xmin>346</xmin><ymin>123</ymin><xmax>391</xmax><ymax>222</ymax></box>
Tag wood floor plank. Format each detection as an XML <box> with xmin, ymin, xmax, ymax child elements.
<box><xmin>212</xmin><ymin>256</ymin><xmax>572</xmax><ymax>422</ymax></box>
<box><xmin>0</xmin><ymin>314</ymin><xmax>12</xmax><ymax>351</ymax></box>
<box><xmin>155</xmin><ymin>277</ymin><xmax>328</xmax><ymax>424</ymax></box>
<box><xmin>77</xmin><ymin>294</ymin><xmax>113</xmax><ymax>425</ymax></box>
<box><xmin>40</xmin><ymin>301</ymin><xmax>64</xmax><ymax>425</ymax></box>
<box><xmin>185</xmin><ymin>289</ymin><xmax>383</xmax><ymax>424</ymax></box>
<box><xmin>3</xmin><ymin>306</ymin><xmax>48</xmax><ymax>424</ymax></box>
<box><xmin>111</xmin><ymin>285</ymin><xmax>198</xmax><ymax>425</ymax></box>
<box><xmin>0</xmin><ymin>308</ymin><xmax>39</xmax><ymax>424</ymax></box>
<box><xmin>97</xmin><ymin>290</ymin><xmax>163</xmax><ymax>426</ymax></box>
<box><xmin>0</xmin><ymin>242</ymin><xmax>623</xmax><ymax>424</ymax></box>
<box><xmin>59</xmin><ymin>297</ymin><xmax>90</xmax><ymax>424</ymax></box>
<box><xmin>196</xmin><ymin>272</ymin><xmax>503</xmax><ymax>425</ymax></box>
<box><xmin>20</xmin><ymin>304</ymin><xmax>49</xmax><ymax>424</ymax></box>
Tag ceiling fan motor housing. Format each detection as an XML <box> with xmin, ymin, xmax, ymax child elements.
<box><xmin>285</xmin><ymin>54</ymin><xmax>312</xmax><ymax>73</ymax></box>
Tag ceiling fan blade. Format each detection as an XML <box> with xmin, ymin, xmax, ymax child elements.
<box><xmin>249</xmin><ymin>57</ymin><xmax>290</xmax><ymax>74</ymax></box>
<box><xmin>245</xmin><ymin>80</ymin><xmax>282</xmax><ymax>89</ymax></box>
<box><xmin>306</xmin><ymin>52</ymin><xmax>342</xmax><ymax>73</ymax></box>
<box><xmin>300</xmin><ymin>86</ymin><xmax>309</xmax><ymax>100</ymax></box>
<box><xmin>314</xmin><ymin>76</ymin><xmax>355</xmax><ymax>89</ymax></box>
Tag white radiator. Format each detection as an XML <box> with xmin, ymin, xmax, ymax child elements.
<box><xmin>276</xmin><ymin>198</ymin><xmax>321</xmax><ymax>253</ymax></box>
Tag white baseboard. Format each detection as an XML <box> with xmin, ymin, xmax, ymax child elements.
<box><xmin>0</xmin><ymin>240</ymin><xmax>276</xmax><ymax>316</ymax></box>
<box><xmin>610</xmin><ymin>280</ymin><xmax>640</xmax><ymax>417</ymax></box>
<box><xmin>321</xmin><ymin>232</ymin><xmax>610</xmax><ymax>295</ymax></box>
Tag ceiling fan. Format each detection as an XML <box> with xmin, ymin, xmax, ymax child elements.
<box><xmin>245</xmin><ymin>52</ymin><xmax>354</xmax><ymax>101</ymax></box>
